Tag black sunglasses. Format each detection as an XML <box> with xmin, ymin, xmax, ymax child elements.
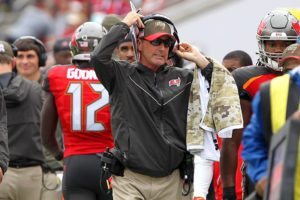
<box><xmin>143</xmin><ymin>38</ymin><xmax>175</xmax><ymax>48</ymax></box>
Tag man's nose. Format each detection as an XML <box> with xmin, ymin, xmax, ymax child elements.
<box><xmin>275</xmin><ymin>44</ymin><xmax>287</xmax><ymax>53</ymax></box>
<box><xmin>127</xmin><ymin>48</ymin><xmax>134</xmax><ymax>56</ymax></box>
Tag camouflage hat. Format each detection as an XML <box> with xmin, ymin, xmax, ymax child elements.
<box><xmin>0</xmin><ymin>41</ymin><xmax>14</xmax><ymax>57</ymax></box>
<box><xmin>101</xmin><ymin>14</ymin><xmax>122</xmax><ymax>31</ymax></box>
<box><xmin>279</xmin><ymin>43</ymin><xmax>300</xmax><ymax>66</ymax></box>
<box><xmin>143</xmin><ymin>20</ymin><xmax>175</xmax><ymax>41</ymax></box>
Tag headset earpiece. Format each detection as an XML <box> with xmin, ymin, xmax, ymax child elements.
<box><xmin>10</xmin><ymin>44</ymin><xmax>18</xmax><ymax>57</ymax></box>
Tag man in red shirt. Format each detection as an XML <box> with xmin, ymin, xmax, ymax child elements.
<box><xmin>41</xmin><ymin>22</ymin><xmax>114</xmax><ymax>200</ymax></box>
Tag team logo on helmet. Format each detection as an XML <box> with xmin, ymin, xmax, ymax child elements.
<box><xmin>70</xmin><ymin>22</ymin><xmax>106</xmax><ymax>62</ymax></box>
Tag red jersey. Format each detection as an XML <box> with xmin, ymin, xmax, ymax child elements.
<box><xmin>44</xmin><ymin>65</ymin><xmax>114</xmax><ymax>158</ymax></box>
<box><xmin>232</xmin><ymin>65</ymin><xmax>279</xmax><ymax>100</ymax></box>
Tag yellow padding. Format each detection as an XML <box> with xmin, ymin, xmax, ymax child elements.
<box><xmin>287</xmin><ymin>8</ymin><xmax>300</xmax><ymax>21</ymax></box>
<box><xmin>277</xmin><ymin>8</ymin><xmax>300</xmax><ymax>20</ymax></box>
<box><xmin>270</xmin><ymin>74</ymin><xmax>290</xmax><ymax>134</ymax></box>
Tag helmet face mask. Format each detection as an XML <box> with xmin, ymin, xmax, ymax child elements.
<box><xmin>256</xmin><ymin>9</ymin><xmax>300</xmax><ymax>71</ymax></box>
<box><xmin>70</xmin><ymin>22</ymin><xmax>107</xmax><ymax>62</ymax></box>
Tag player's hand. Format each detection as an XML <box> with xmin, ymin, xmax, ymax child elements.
<box><xmin>122</xmin><ymin>11</ymin><xmax>144</xmax><ymax>29</ymax></box>
<box><xmin>255</xmin><ymin>176</ymin><xmax>267</xmax><ymax>197</ymax></box>
<box><xmin>175</xmin><ymin>43</ymin><xmax>209</xmax><ymax>69</ymax></box>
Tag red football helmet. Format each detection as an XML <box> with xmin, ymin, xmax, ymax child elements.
<box><xmin>257</xmin><ymin>9</ymin><xmax>300</xmax><ymax>71</ymax></box>
<box><xmin>70</xmin><ymin>22</ymin><xmax>107</xmax><ymax>62</ymax></box>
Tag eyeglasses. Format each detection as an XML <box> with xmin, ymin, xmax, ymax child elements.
<box><xmin>143</xmin><ymin>38</ymin><xmax>175</xmax><ymax>48</ymax></box>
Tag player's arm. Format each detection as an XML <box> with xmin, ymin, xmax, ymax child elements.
<box><xmin>221</xmin><ymin>98</ymin><xmax>252</xmax><ymax>198</ymax></box>
<box><xmin>40</xmin><ymin>92</ymin><xmax>63</xmax><ymax>160</ymax></box>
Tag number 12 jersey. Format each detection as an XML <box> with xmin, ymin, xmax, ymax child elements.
<box><xmin>43</xmin><ymin>65</ymin><xmax>114</xmax><ymax>158</ymax></box>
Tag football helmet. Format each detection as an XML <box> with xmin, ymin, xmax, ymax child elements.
<box><xmin>256</xmin><ymin>9</ymin><xmax>300</xmax><ymax>71</ymax></box>
<box><xmin>70</xmin><ymin>22</ymin><xmax>107</xmax><ymax>62</ymax></box>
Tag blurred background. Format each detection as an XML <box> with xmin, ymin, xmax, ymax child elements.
<box><xmin>0</xmin><ymin>0</ymin><xmax>299</xmax><ymax>63</ymax></box>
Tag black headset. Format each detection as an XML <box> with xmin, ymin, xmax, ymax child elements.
<box><xmin>13</xmin><ymin>36</ymin><xmax>47</xmax><ymax>67</ymax></box>
<box><xmin>10</xmin><ymin>44</ymin><xmax>18</xmax><ymax>57</ymax></box>
<box><xmin>140</xmin><ymin>14</ymin><xmax>180</xmax><ymax>58</ymax></box>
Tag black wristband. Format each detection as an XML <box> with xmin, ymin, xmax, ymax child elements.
<box><xmin>201</xmin><ymin>61</ymin><xmax>213</xmax><ymax>87</ymax></box>
<box><xmin>223</xmin><ymin>186</ymin><xmax>236</xmax><ymax>200</ymax></box>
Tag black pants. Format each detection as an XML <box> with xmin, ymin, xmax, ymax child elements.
<box><xmin>63</xmin><ymin>154</ymin><xmax>112</xmax><ymax>200</ymax></box>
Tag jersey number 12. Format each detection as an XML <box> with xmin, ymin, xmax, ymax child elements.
<box><xmin>67</xmin><ymin>83</ymin><xmax>109</xmax><ymax>132</ymax></box>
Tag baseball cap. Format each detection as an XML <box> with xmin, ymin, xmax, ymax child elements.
<box><xmin>279</xmin><ymin>43</ymin><xmax>300</xmax><ymax>66</ymax></box>
<box><xmin>143</xmin><ymin>20</ymin><xmax>175</xmax><ymax>41</ymax></box>
<box><xmin>118</xmin><ymin>32</ymin><xmax>133</xmax><ymax>46</ymax></box>
<box><xmin>53</xmin><ymin>38</ymin><xmax>71</xmax><ymax>53</ymax></box>
<box><xmin>0</xmin><ymin>41</ymin><xmax>14</xmax><ymax>57</ymax></box>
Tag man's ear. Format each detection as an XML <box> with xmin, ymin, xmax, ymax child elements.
<box><xmin>137</xmin><ymin>38</ymin><xmax>142</xmax><ymax>52</ymax></box>
<box><xmin>12</xmin><ymin>58</ymin><xmax>16</xmax><ymax>69</ymax></box>
<box><xmin>114</xmin><ymin>47</ymin><xmax>120</xmax><ymax>55</ymax></box>
<box><xmin>11</xmin><ymin>58</ymin><xmax>17</xmax><ymax>72</ymax></box>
